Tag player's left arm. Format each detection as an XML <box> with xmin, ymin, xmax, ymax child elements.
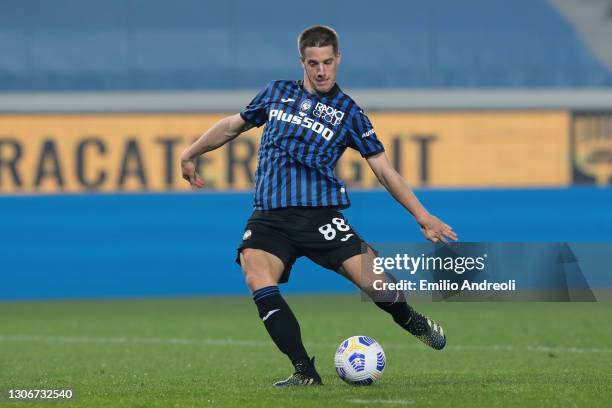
<box><xmin>366</xmin><ymin>152</ymin><xmax>458</xmax><ymax>243</ymax></box>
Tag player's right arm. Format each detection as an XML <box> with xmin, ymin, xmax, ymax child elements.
<box><xmin>181</xmin><ymin>81</ymin><xmax>274</xmax><ymax>188</ymax></box>
<box><xmin>180</xmin><ymin>113</ymin><xmax>254</xmax><ymax>188</ymax></box>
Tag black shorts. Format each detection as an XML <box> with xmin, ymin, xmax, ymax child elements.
<box><xmin>236</xmin><ymin>207</ymin><xmax>366</xmax><ymax>283</ymax></box>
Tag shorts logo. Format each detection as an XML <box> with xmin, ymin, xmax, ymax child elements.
<box><xmin>242</xmin><ymin>229</ymin><xmax>252</xmax><ymax>240</ymax></box>
<box><xmin>313</xmin><ymin>102</ymin><xmax>345</xmax><ymax>126</ymax></box>
<box><xmin>340</xmin><ymin>234</ymin><xmax>354</xmax><ymax>242</ymax></box>
<box><xmin>300</xmin><ymin>99</ymin><xmax>313</xmax><ymax>113</ymax></box>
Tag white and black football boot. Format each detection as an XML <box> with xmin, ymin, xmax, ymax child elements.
<box><xmin>273</xmin><ymin>357</ymin><xmax>322</xmax><ymax>387</ymax></box>
<box><xmin>404</xmin><ymin>311</ymin><xmax>446</xmax><ymax>350</ymax></box>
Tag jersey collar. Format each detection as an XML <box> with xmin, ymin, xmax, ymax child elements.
<box><xmin>297</xmin><ymin>80</ymin><xmax>340</xmax><ymax>99</ymax></box>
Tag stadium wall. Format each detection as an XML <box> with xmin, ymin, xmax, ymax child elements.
<box><xmin>1</xmin><ymin>188</ymin><xmax>611</xmax><ymax>300</ymax></box>
<box><xmin>1</xmin><ymin>108</ymin><xmax>610</xmax><ymax>300</ymax></box>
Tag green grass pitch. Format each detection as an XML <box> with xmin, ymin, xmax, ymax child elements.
<box><xmin>1</xmin><ymin>295</ymin><xmax>611</xmax><ymax>407</ymax></box>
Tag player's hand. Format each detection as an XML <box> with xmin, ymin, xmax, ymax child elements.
<box><xmin>416</xmin><ymin>214</ymin><xmax>458</xmax><ymax>243</ymax></box>
<box><xmin>180</xmin><ymin>158</ymin><xmax>205</xmax><ymax>189</ymax></box>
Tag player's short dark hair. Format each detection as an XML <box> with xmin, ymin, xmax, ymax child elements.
<box><xmin>298</xmin><ymin>25</ymin><xmax>339</xmax><ymax>57</ymax></box>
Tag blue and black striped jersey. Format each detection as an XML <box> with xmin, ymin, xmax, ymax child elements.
<box><xmin>240</xmin><ymin>80</ymin><xmax>384</xmax><ymax>210</ymax></box>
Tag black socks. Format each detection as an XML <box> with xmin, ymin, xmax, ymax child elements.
<box><xmin>252</xmin><ymin>284</ymin><xmax>413</xmax><ymax>369</ymax></box>
<box><xmin>374</xmin><ymin>288</ymin><xmax>414</xmax><ymax>327</ymax></box>
<box><xmin>253</xmin><ymin>286</ymin><xmax>309</xmax><ymax>367</ymax></box>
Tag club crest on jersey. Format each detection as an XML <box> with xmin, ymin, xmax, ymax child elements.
<box><xmin>300</xmin><ymin>99</ymin><xmax>313</xmax><ymax>113</ymax></box>
<box><xmin>313</xmin><ymin>102</ymin><xmax>345</xmax><ymax>126</ymax></box>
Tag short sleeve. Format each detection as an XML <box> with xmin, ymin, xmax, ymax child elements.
<box><xmin>347</xmin><ymin>108</ymin><xmax>385</xmax><ymax>157</ymax></box>
<box><xmin>240</xmin><ymin>82</ymin><xmax>274</xmax><ymax>127</ymax></box>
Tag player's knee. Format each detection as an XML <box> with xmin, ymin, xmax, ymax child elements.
<box><xmin>244</xmin><ymin>269</ymin><xmax>260</xmax><ymax>290</ymax></box>
<box><xmin>244</xmin><ymin>268</ymin><xmax>278</xmax><ymax>291</ymax></box>
<box><xmin>240</xmin><ymin>250</ymin><xmax>273</xmax><ymax>290</ymax></box>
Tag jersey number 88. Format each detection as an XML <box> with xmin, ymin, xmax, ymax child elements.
<box><xmin>318</xmin><ymin>218</ymin><xmax>351</xmax><ymax>241</ymax></box>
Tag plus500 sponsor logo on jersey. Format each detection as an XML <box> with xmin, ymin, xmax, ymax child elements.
<box><xmin>269</xmin><ymin>109</ymin><xmax>334</xmax><ymax>141</ymax></box>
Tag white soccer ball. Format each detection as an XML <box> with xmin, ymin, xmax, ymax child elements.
<box><xmin>334</xmin><ymin>335</ymin><xmax>386</xmax><ymax>385</ymax></box>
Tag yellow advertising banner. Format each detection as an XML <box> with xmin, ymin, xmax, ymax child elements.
<box><xmin>0</xmin><ymin>111</ymin><xmax>570</xmax><ymax>194</ymax></box>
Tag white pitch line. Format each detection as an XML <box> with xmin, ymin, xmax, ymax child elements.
<box><xmin>0</xmin><ymin>334</ymin><xmax>269</xmax><ymax>347</ymax></box>
<box><xmin>1</xmin><ymin>334</ymin><xmax>611</xmax><ymax>354</ymax></box>
<box><xmin>448</xmin><ymin>344</ymin><xmax>612</xmax><ymax>354</ymax></box>
<box><xmin>348</xmin><ymin>399</ymin><xmax>414</xmax><ymax>405</ymax></box>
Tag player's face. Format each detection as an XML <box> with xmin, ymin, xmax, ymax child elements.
<box><xmin>301</xmin><ymin>45</ymin><xmax>341</xmax><ymax>94</ymax></box>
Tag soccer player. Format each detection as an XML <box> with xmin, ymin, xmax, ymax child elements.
<box><xmin>180</xmin><ymin>25</ymin><xmax>457</xmax><ymax>387</ymax></box>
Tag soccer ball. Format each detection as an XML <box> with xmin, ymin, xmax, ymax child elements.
<box><xmin>334</xmin><ymin>336</ymin><xmax>386</xmax><ymax>385</ymax></box>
